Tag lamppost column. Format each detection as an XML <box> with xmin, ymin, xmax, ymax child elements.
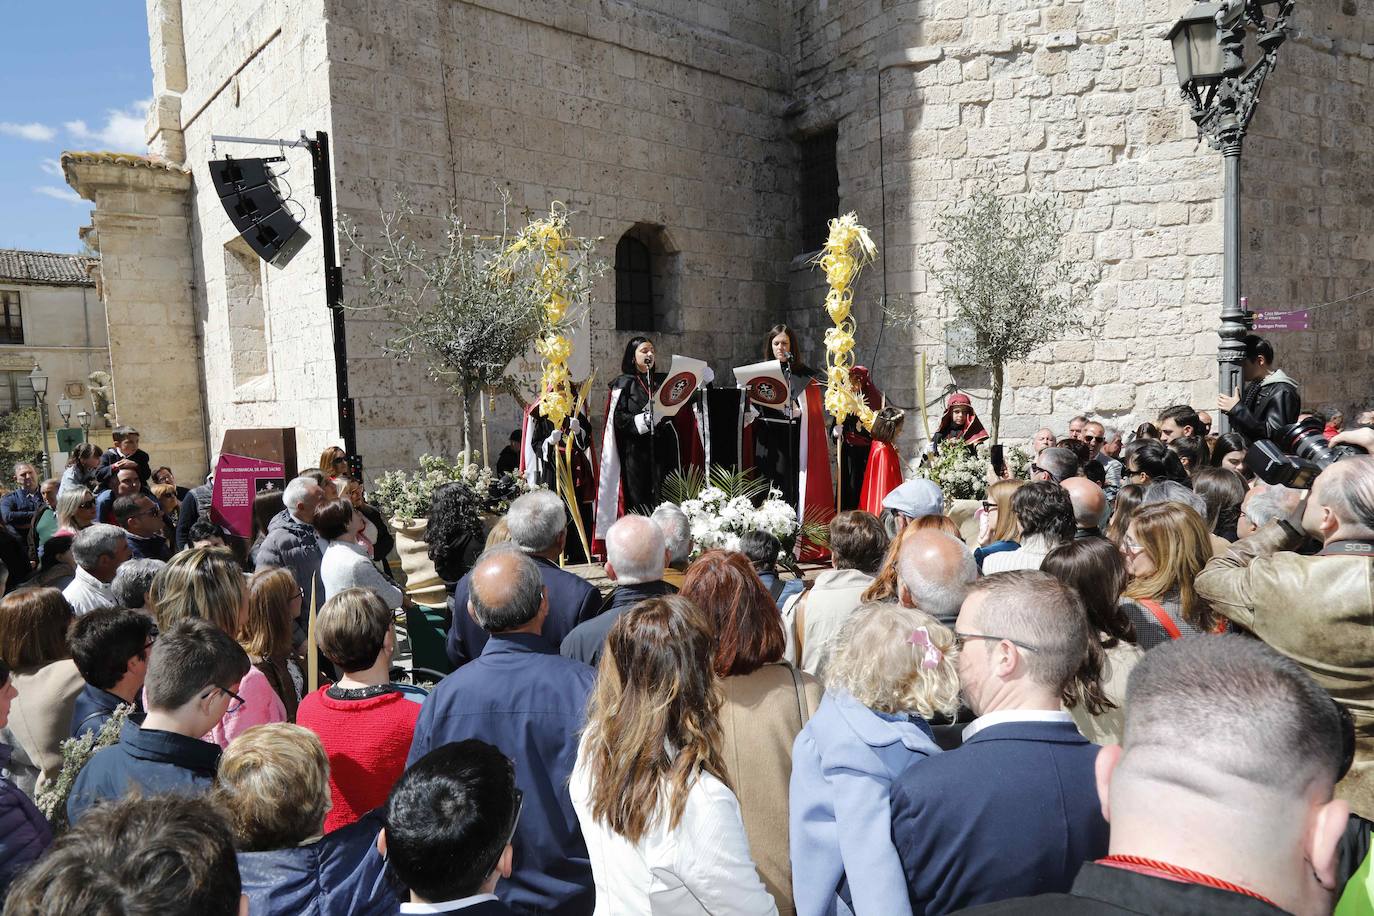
<box><xmin>1217</xmin><ymin>136</ymin><xmax>1246</xmax><ymax>435</ymax></box>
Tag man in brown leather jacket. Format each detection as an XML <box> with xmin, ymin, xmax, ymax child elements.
<box><xmin>1195</xmin><ymin>451</ymin><xmax>1374</xmax><ymax>821</ymax></box>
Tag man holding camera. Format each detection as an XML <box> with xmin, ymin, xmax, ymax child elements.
<box><xmin>1217</xmin><ymin>334</ymin><xmax>1301</xmax><ymax>441</ymax></box>
<box><xmin>1195</xmin><ymin>445</ymin><xmax>1374</xmax><ymax>821</ymax></box>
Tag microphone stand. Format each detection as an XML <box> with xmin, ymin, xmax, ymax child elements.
<box><xmin>645</xmin><ymin>364</ymin><xmax>657</xmax><ymax>510</ymax></box>
<box><xmin>783</xmin><ymin>355</ymin><xmax>799</xmax><ymax>511</ymax></box>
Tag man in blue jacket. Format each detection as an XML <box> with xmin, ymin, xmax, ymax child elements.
<box><xmin>67</xmin><ymin>618</ymin><xmax>249</xmax><ymax>823</ymax></box>
<box><xmin>446</xmin><ymin>489</ymin><xmax>601</xmax><ymax>669</ymax></box>
<box><xmin>412</xmin><ymin>547</ymin><xmax>595</xmax><ymax>915</ymax></box>
<box><xmin>68</xmin><ymin>607</ymin><xmax>153</xmax><ymax>738</ymax></box>
<box><xmin>890</xmin><ymin>570</ymin><xmax>1108</xmax><ymax>913</ymax></box>
<box><xmin>1</xmin><ymin>461</ymin><xmax>42</xmax><ymax>542</ymax></box>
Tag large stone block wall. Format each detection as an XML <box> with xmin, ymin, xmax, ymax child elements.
<box><xmin>174</xmin><ymin>0</ymin><xmax>351</xmax><ymax>472</ymax></box>
<box><xmin>786</xmin><ymin>0</ymin><xmax>1231</xmax><ymax>447</ymax></box>
<box><xmin>1240</xmin><ymin>1</ymin><xmax>1374</xmax><ymax>420</ymax></box>
<box><xmin>325</xmin><ymin>0</ymin><xmax>798</xmax><ymax>471</ymax></box>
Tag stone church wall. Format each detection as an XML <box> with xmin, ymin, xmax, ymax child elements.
<box><xmin>324</xmin><ymin>0</ymin><xmax>799</xmax><ymax>470</ymax></box>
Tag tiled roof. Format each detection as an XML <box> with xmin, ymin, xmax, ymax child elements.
<box><xmin>0</xmin><ymin>249</ymin><xmax>98</xmax><ymax>287</ymax></box>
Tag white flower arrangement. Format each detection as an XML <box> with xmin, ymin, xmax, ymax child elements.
<box><xmin>912</xmin><ymin>440</ymin><xmax>1032</xmax><ymax>503</ymax></box>
<box><xmin>675</xmin><ymin>485</ymin><xmax>799</xmax><ymax>558</ymax></box>
<box><xmin>369</xmin><ymin>452</ymin><xmax>534</xmax><ymax>525</ymax></box>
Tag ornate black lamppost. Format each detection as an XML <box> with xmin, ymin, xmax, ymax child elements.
<box><xmin>1167</xmin><ymin>0</ymin><xmax>1295</xmax><ymax>433</ymax></box>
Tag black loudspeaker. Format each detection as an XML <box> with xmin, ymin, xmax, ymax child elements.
<box><xmin>208</xmin><ymin>157</ymin><xmax>311</xmax><ymax>268</ymax></box>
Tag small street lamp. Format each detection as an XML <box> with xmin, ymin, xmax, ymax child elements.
<box><xmin>57</xmin><ymin>396</ymin><xmax>72</xmax><ymax>428</ymax></box>
<box><xmin>77</xmin><ymin>410</ymin><xmax>91</xmax><ymax>433</ymax></box>
<box><xmin>27</xmin><ymin>363</ymin><xmax>50</xmax><ymax>478</ymax></box>
<box><xmin>1167</xmin><ymin>0</ymin><xmax>1295</xmax><ymax>433</ymax></box>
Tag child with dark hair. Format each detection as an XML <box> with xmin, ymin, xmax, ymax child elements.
<box><xmin>382</xmin><ymin>739</ymin><xmax>519</xmax><ymax>914</ymax></box>
<box><xmin>68</xmin><ymin>607</ymin><xmax>155</xmax><ymax>738</ymax></box>
<box><xmin>66</xmin><ymin>617</ymin><xmax>250</xmax><ymax>824</ymax></box>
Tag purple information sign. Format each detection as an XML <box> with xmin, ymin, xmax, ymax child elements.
<box><xmin>212</xmin><ymin>453</ymin><xmax>286</xmax><ymax>538</ymax></box>
<box><xmin>1252</xmin><ymin>309</ymin><xmax>1310</xmax><ymax>332</ymax></box>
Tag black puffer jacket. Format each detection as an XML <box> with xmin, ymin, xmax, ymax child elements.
<box><xmin>0</xmin><ymin>742</ymin><xmax>52</xmax><ymax>898</ymax></box>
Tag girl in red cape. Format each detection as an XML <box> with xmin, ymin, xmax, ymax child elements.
<box><xmin>859</xmin><ymin>407</ymin><xmax>906</xmax><ymax>515</ymax></box>
<box><xmin>930</xmin><ymin>391</ymin><xmax>989</xmax><ymax>451</ymax></box>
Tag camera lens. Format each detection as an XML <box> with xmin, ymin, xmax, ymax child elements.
<box><xmin>1281</xmin><ymin>418</ymin><xmax>1337</xmax><ymax>469</ymax></box>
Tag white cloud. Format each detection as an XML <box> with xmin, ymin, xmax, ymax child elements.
<box><xmin>0</xmin><ymin>122</ymin><xmax>57</xmax><ymax>142</ymax></box>
<box><xmin>65</xmin><ymin>99</ymin><xmax>150</xmax><ymax>151</ymax></box>
<box><xmin>39</xmin><ymin>158</ymin><xmax>62</xmax><ymax>177</ymax></box>
<box><xmin>34</xmin><ymin>186</ymin><xmax>84</xmax><ymax>205</ymax></box>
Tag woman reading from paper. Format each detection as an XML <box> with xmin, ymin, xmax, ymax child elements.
<box><xmin>747</xmin><ymin>325</ymin><xmax>834</xmax><ymax>551</ymax></box>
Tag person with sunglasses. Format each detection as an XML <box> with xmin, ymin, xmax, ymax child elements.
<box><xmin>890</xmin><ymin>571</ymin><xmax>1107</xmax><ymax>913</ymax></box>
<box><xmin>113</xmin><ymin>493</ymin><xmax>172</xmax><ymax>562</ymax></box>
<box><xmin>1082</xmin><ymin>420</ymin><xmax>1124</xmax><ymax>499</ymax></box>
<box><xmin>382</xmin><ymin>739</ymin><xmax>522</xmax><ymax>915</ymax></box>
<box><xmin>68</xmin><ymin>617</ymin><xmax>249</xmax><ymax>824</ymax></box>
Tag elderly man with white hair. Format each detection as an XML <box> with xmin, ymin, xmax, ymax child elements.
<box><xmin>650</xmin><ymin>503</ymin><xmax>693</xmax><ymax>589</ymax></box>
<box><xmin>446</xmin><ymin>489</ymin><xmax>602</xmax><ymax>669</ymax></box>
<box><xmin>256</xmin><ymin>475</ymin><xmax>327</xmax><ymax>641</ymax></box>
<box><xmin>63</xmin><ymin>523</ymin><xmax>132</xmax><ymax>615</ymax></box>
<box><xmin>560</xmin><ymin>514</ymin><xmax>671</xmax><ymax>668</ymax></box>
<box><xmin>1142</xmin><ymin>480</ymin><xmax>1230</xmax><ymax>557</ymax></box>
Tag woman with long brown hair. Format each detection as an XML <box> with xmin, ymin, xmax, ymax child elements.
<box><xmin>1119</xmin><ymin>502</ymin><xmax>1220</xmax><ymax>649</ymax></box>
<box><xmin>751</xmin><ymin>325</ymin><xmax>832</xmax><ymax>544</ymax></box>
<box><xmin>0</xmin><ymin>588</ymin><xmax>80</xmax><ymax>795</ymax></box>
<box><xmin>244</xmin><ymin>568</ymin><xmax>305</xmax><ymax>721</ymax></box>
<box><xmin>571</xmin><ymin>595</ymin><xmax>778</xmax><ymax>914</ymax></box>
<box><xmin>679</xmin><ymin>549</ymin><xmax>819</xmax><ymax>914</ymax></box>
<box><xmin>1042</xmin><ymin>538</ymin><xmax>1143</xmax><ymax>744</ymax></box>
<box><xmin>973</xmin><ymin>478</ymin><xmax>1024</xmax><ymax>571</ymax></box>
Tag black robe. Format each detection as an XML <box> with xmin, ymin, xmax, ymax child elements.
<box><xmin>751</xmin><ymin>366</ymin><xmax>818</xmax><ymax>507</ymax></box>
<box><xmin>610</xmin><ymin>372</ymin><xmax>680</xmax><ymax>514</ymax></box>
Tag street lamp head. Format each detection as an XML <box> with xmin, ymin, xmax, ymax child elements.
<box><xmin>1169</xmin><ymin>2</ymin><xmax>1228</xmax><ymax>88</ymax></box>
<box><xmin>77</xmin><ymin>410</ymin><xmax>91</xmax><ymax>431</ymax></box>
<box><xmin>27</xmin><ymin>363</ymin><xmax>47</xmax><ymax>399</ymax></box>
<box><xmin>57</xmin><ymin>396</ymin><xmax>72</xmax><ymax>426</ymax></box>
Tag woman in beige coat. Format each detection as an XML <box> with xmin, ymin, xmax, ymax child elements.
<box><xmin>0</xmin><ymin>588</ymin><xmax>82</xmax><ymax>796</ymax></box>
<box><xmin>681</xmin><ymin>550</ymin><xmax>823</xmax><ymax>916</ymax></box>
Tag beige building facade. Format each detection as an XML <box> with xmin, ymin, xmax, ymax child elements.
<box><xmin>65</xmin><ymin>0</ymin><xmax>1374</xmax><ymax>477</ymax></box>
<box><xmin>0</xmin><ymin>249</ymin><xmax>114</xmax><ymax>476</ymax></box>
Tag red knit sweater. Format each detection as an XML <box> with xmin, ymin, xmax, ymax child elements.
<box><xmin>296</xmin><ymin>686</ymin><xmax>421</xmax><ymax>833</ymax></box>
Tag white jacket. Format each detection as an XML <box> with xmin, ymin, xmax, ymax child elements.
<box><xmin>570</xmin><ymin>740</ymin><xmax>778</xmax><ymax>915</ymax></box>
<box><xmin>320</xmin><ymin>539</ymin><xmax>404</xmax><ymax>608</ymax></box>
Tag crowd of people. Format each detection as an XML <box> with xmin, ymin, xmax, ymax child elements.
<box><xmin>2</xmin><ymin>329</ymin><xmax>1374</xmax><ymax>915</ymax></box>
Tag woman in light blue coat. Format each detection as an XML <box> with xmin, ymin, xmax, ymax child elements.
<box><xmin>789</xmin><ymin>602</ymin><xmax>961</xmax><ymax>916</ymax></box>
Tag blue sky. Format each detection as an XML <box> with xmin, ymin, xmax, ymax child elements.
<box><xmin>0</xmin><ymin>4</ymin><xmax>151</xmax><ymax>253</ymax></box>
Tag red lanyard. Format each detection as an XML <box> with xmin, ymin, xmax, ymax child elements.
<box><xmin>1098</xmin><ymin>855</ymin><xmax>1279</xmax><ymax>908</ymax></box>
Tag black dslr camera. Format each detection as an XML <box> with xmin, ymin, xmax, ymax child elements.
<box><xmin>1245</xmin><ymin>417</ymin><xmax>1367</xmax><ymax>488</ymax></box>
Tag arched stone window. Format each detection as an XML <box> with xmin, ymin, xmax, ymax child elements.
<box><xmin>615</xmin><ymin>233</ymin><xmax>653</xmax><ymax>331</ymax></box>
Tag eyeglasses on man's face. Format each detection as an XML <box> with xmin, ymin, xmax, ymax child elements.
<box><xmin>201</xmin><ymin>684</ymin><xmax>245</xmax><ymax>714</ymax></box>
<box><xmin>953</xmin><ymin>631</ymin><xmax>1042</xmax><ymax>653</ymax></box>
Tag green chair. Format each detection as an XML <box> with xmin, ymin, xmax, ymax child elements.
<box><xmin>404</xmin><ymin>603</ymin><xmax>454</xmax><ymax>683</ymax></box>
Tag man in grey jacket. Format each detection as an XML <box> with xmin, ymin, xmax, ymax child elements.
<box><xmin>255</xmin><ymin>476</ymin><xmax>326</xmax><ymax>642</ymax></box>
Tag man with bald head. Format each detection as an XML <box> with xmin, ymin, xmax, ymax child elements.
<box><xmin>890</xmin><ymin>571</ymin><xmax>1107</xmax><ymax>912</ymax></box>
<box><xmin>560</xmin><ymin>513</ymin><xmax>671</xmax><ymax>668</ymax></box>
<box><xmin>1197</xmin><ymin>450</ymin><xmax>1374</xmax><ymax>822</ymax></box>
<box><xmin>411</xmin><ymin>546</ymin><xmax>596</xmax><ymax>914</ymax></box>
<box><xmin>446</xmin><ymin>489</ymin><xmax>602</xmax><ymax>668</ymax></box>
<box><xmin>896</xmin><ymin>528</ymin><xmax>977</xmax><ymax>628</ymax></box>
<box><xmin>1061</xmin><ymin>477</ymin><xmax>1107</xmax><ymax>540</ymax></box>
